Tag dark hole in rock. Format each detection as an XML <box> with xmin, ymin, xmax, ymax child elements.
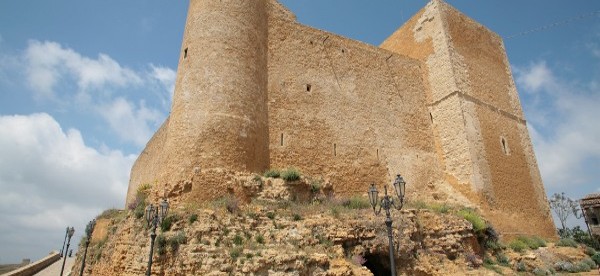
<box><xmin>363</xmin><ymin>252</ymin><xmax>392</xmax><ymax>276</ymax></box>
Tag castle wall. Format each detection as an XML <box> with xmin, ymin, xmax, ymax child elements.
<box><xmin>126</xmin><ymin>0</ymin><xmax>556</xmax><ymax>239</ymax></box>
<box><xmin>126</xmin><ymin>117</ymin><xmax>169</xmax><ymax>205</ymax></box>
<box><xmin>266</xmin><ymin>15</ymin><xmax>443</xmax><ymax>196</ymax></box>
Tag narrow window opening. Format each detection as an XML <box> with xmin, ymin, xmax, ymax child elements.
<box><xmin>430</xmin><ymin>113</ymin><xmax>433</xmax><ymax>123</ymax></box>
<box><xmin>306</xmin><ymin>84</ymin><xmax>312</xmax><ymax>92</ymax></box>
<box><xmin>501</xmin><ymin>137</ymin><xmax>509</xmax><ymax>155</ymax></box>
<box><xmin>341</xmin><ymin>48</ymin><xmax>346</xmax><ymax>53</ymax></box>
<box><xmin>334</xmin><ymin>143</ymin><xmax>337</xmax><ymax>156</ymax></box>
<box><xmin>184</xmin><ymin>48</ymin><xmax>188</xmax><ymax>59</ymax></box>
<box><xmin>376</xmin><ymin>149</ymin><xmax>379</xmax><ymax>160</ymax></box>
<box><xmin>280</xmin><ymin>133</ymin><xmax>284</xmax><ymax>146</ymax></box>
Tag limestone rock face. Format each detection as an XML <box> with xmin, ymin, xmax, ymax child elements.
<box><xmin>73</xmin><ymin>204</ymin><xmax>484</xmax><ymax>275</ymax></box>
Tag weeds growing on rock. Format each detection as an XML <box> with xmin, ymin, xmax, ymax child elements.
<box><xmin>157</xmin><ymin>234</ymin><xmax>167</xmax><ymax>255</ymax></box>
<box><xmin>457</xmin><ymin>208</ymin><xmax>486</xmax><ymax>233</ymax></box>
<box><xmin>281</xmin><ymin>168</ymin><xmax>301</xmax><ymax>181</ymax></box>
<box><xmin>341</xmin><ymin>196</ymin><xmax>370</xmax><ymax>210</ymax></box>
<box><xmin>160</xmin><ymin>215</ymin><xmax>179</xmax><ymax>232</ymax></box>
<box><xmin>495</xmin><ymin>253</ymin><xmax>510</xmax><ymax>266</ymax></box>
<box><xmin>169</xmin><ymin>231</ymin><xmax>187</xmax><ymax>252</ymax></box>
<box><xmin>233</xmin><ymin>234</ymin><xmax>243</xmax><ymax>246</ymax></box>
<box><xmin>188</xmin><ymin>214</ymin><xmax>198</xmax><ymax>224</ymax></box>
<box><xmin>263</xmin><ymin>169</ymin><xmax>280</xmax><ymax>178</ymax></box>
<box><xmin>255</xmin><ymin>234</ymin><xmax>265</xmax><ymax>244</ymax></box>
<box><xmin>230</xmin><ymin>247</ymin><xmax>242</xmax><ymax>259</ymax></box>
<box><xmin>508</xmin><ymin>239</ymin><xmax>527</xmax><ymax>253</ymax></box>
<box><xmin>556</xmin><ymin>238</ymin><xmax>578</xmax><ymax>248</ymax></box>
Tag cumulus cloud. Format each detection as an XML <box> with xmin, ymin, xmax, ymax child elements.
<box><xmin>98</xmin><ymin>98</ymin><xmax>163</xmax><ymax>147</ymax></box>
<box><xmin>515</xmin><ymin>61</ymin><xmax>600</xmax><ymax>191</ymax></box>
<box><xmin>0</xmin><ymin>113</ymin><xmax>135</xmax><ymax>262</ymax></box>
<box><xmin>14</xmin><ymin>40</ymin><xmax>174</xmax><ymax>148</ymax></box>
<box><xmin>149</xmin><ymin>64</ymin><xmax>176</xmax><ymax>98</ymax></box>
<box><xmin>24</xmin><ymin>40</ymin><xmax>143</xmax><ymax>98</ymax></box>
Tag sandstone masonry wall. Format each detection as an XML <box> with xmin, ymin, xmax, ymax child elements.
<box><xmin>127</xmin><ymin>0</ymin><xmax>555</xmax><ymax>238</ymax></box>
<box><xmin>381</xmin><ymin>0</ymin><xmax>554</xmax><ymax>238</ymax></box>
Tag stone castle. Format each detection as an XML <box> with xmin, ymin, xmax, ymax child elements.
<box><xmin>126</xmin><ymin>0</ymin><xmax>556</xmax><ymax>238</ymax></box>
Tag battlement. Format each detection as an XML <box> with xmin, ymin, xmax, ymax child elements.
<box><xmin>126</xmin><ymin>0</ymin><xmax>555</xmax><ymax>238</ymax></box>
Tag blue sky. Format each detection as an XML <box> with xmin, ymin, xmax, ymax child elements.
<box><xmin>0</xmin><ymin>0</ymin><xmax>598</xmax><ymax>264</ymax></box>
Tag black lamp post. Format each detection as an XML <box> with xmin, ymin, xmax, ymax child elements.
<box><xmin>145</xmin><ymin>199</ymin><xmax>169</xmax><ymax>276</ymax></box>
<box><xmin>60</xmin><ymin>226</ymin><xmax>75</xmax><ymax>276</ymax></box>
<box><xmin>368</xmin><ymin>174</ymin><xmax>407</xmax><ymax>276</ymax></box>
<box><xmin>60</xmin><ymin>227</ymin><xmax>69</xmax><ymax>257</ymax></box>
<box><xmin>79</xmin><ymin>219</ymin><xmax>96</xmax><ymax>276</ymax></box>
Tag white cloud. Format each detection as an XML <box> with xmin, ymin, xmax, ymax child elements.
<box><xmin>98</xmin><ymin>97</ymin><xmax>163</xmax><ymax>147</ymax></box>
<box><xmin>150</xmin><ymin>64</ymin><xmax>176</xmax><ymax>99</ymax></box>
<box><xmin>24</xmin><ymin>40</ymin><xmax>142</xmax><ymax>98</ymax></box>
<box><xmin>516</xmin><ymin>61</ymin><xmax>600</xmax><ymax>191</ymax></box>
<box><xmin>0</xmin><ymin>113</ymin><xmax>135</xmax><ymax>262</ymax></box>
<box><xmin>514</xmin><ymin>61</ymin><xmax>557</xmax><ymax>93</ymax></box>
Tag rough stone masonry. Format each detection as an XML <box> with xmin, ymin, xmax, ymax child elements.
<box><xmin>126</xmin><ymin>0</ymin><xmax>556</xmax><ymax>239</ymax></box>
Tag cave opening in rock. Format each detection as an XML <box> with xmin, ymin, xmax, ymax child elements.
<box><xmin>363</xmin><ymin>252</ymin><xmax>392</xmax><ymax>276</ymax></box>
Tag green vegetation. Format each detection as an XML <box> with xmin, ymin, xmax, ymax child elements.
<box><xmin>263</xmin><ymin>169</ymin><xmax>280</xmax><ymax>178</ymax></box>
<box><xmin>483</xmin><ymin>263</ymin><xmax>502</xmax><ymax>274</ymax></box>
<box><xmin>592</xmin><ymin>252</ymin><xmax>600</xmax><ymax>265</ymax></box>
<box><xmin>341</xmin><ymin>196</ymin><xmax>370</xmax><ymax>210</ymax></box>
<box><xmin>169</xmin><ymin>231</ymin><xmax>187</xmax><ymax>252</ymax></box>
<box><xmin>266</xmin><ymin>211</ymin><xmax>275</xmax><ymax>220</ymax></box>
<box><xmin>230</xmin><ymin>247</ymin><xmax>242</xmax><ymax>259</ymax></box>
<box><xmin>281</xmin><ymin>168</ymin><xmax>301</xmax><ymax>181</ymax></box>
<box><xmin>255</xmin><ymin>234</ymin><xmax>265</xmax><ymax>244</ymax></box>
<box><xmin>532</xmin><ymin>267</ymin><xmax>549</xmax><ymax>276</ymax></box>
<box><xmin>97</xmin><ymin>209</ymin><xmax>123</xmax><ymax>219</ymax></box>
<box><xmin>556</xmin><ymin>238</ymin><xmax>578</xmax><ymax>248</ymax></box>
<box><xmin>310</xmin><ymin>182</ymin><xmax>321</xmax><ymax>194</ymax></box>
<box><xmin>160</xmin><ymin>215</ymin><xmax>179</xmax><ymax>232</ymax></box>
<box><xmin>188</xmin><ymin>214</ymin><xmax>198</xmax><ymax>224</ymax></box>
<box><xmin>292</xmin><ymin>213</ymin><xmax>302</xmax><ymax>221</ymax></box>
<box><xmin>156</xmin><ymin>234</ymin><xmax>167</xmax><ymax>255</ymax></box>
<box><xmin>495</xmin><ymin>253</ymin><xmax>510</xmax><ymax>266</ymax></box>
<box><xmin>508</xmin><ymin>239</ymin><xmax>528</xmax><ymax>253</ymax></box>
<box><xmin>457</xmin><ymin>208</ymin><xmax>486</xmax><ymax>232</ymax></box>
<box><xmin>233</xmin><ymin>234</ymin><xmax>244</xmax><ymax>246</ymax></box>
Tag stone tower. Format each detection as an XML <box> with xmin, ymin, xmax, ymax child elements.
<box><xmin>126</xmin><ymin>0</ymin><xmax>270</xmax><ymax>203</ymax></box>
<box><xmin>381</xmin><ymin>0</ymin><xmax>554</xmax><ymax>237</ymax></box>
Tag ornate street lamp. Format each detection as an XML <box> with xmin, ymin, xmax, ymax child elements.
<box><xmin>60</xmin><ymin>227</ymin><xmax>75</xmax><ymax>276</ymax></box>
<box><xmin>145</xmin><ymin>199</ymin><xmax>169</xmax><ymax>276</ymax></box>
<box><xmin>79</xmin><ymin>219</ymin><xmax>96</xmax><ymax>276</ymax></box>
<box><xmin>368</xmin><ymin>174</ymin><xmax>407</xmax><ymax>276</ymax></box>
<box><xmin>60</xmin><ymin>227</ymin><xmax>69</xmax><ymax>257</ymax></box>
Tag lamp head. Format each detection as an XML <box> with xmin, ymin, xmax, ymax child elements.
<box><xmin>368</xmin><ymin>183</ymin><xmax>379</xmax><ymax>210</ymax></box>
<box><xmin>393</xmin><ymin>174</ymin><xmax>406</xmax><ymax>203</ymax></box>
<box><xmin>159</xmin><ymin>199</ymin><xmax>169</xmax><ymax>222</ymax></box>
<box><xmin>145</xmin><ymin>204</ymin><xmax>155</xmax><ymax>224</ymax></box>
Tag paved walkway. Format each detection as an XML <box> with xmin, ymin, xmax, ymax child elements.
<box><xmin>33</xmin><ymin>256</ymin><xmax>74</xmax><ymax>276</ymax></box>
